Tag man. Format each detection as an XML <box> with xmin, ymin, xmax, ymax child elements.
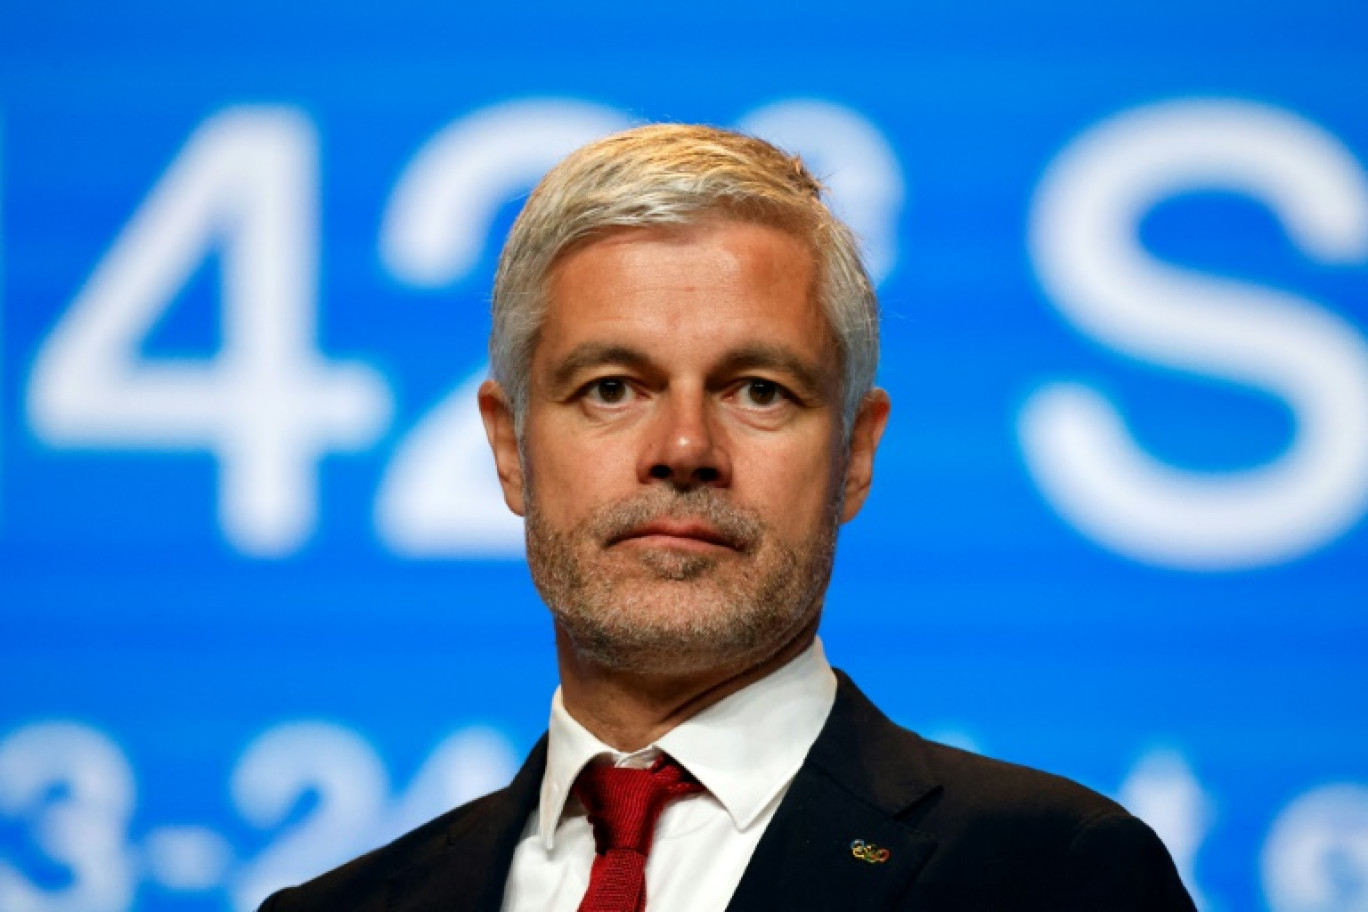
<box><xmin>262</xmin><ymin>125</ymin><xmax>1195</xmax><ymax>910</ymax></box>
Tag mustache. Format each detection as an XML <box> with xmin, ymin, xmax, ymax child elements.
<box><xmin>592</xmin><ymin>489</ymin><xmax>764</xmax><ymax>552</ymax></box>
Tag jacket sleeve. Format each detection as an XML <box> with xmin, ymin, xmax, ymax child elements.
<box><xmin>1063</xmin><ymin>810</ymin><xmax>1197</xmax><ymax>911</ymax></box>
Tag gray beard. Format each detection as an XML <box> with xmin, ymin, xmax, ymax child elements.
<box><xmin>524</xmin><ymin>485</ymin><xmax>839</xmax><ymax>676</ymax></box>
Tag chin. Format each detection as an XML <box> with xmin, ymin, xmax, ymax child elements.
<box><xmin>553</xmin><ymin>580</ymin><xmax>813</xmax><ymax>677</ymax></box>
<box><xmin>567</xmin><ymin>630</ymin><xmax>767</xmax><ymax>678</ymax></box>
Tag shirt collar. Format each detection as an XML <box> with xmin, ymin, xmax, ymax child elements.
<box><xmin>538</xmin><ymin>637</ymin><xmax>837</xmax><ymax>850</ymax></box>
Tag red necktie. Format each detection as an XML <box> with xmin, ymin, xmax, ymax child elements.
<box><xmin>572</xmin><ymin>754</ymin><xmax>705</xmax><ymax>912</ymax></box>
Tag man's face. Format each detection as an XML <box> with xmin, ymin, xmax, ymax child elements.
<box><xmin>481</xmin><ymin>219</ymin><xmax>886</xmax><ymax>676</ymax></box>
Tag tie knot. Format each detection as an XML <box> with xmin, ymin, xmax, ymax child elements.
<box><xmin>573</xmin><ymin>754</ymin><xmax>705</xmax><ymax>856</ymax></box>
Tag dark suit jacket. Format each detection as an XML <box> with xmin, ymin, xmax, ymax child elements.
<box><xmin>261</xmin><ymin>672</ymin><xmax>1195</xmax><ymax>910</ymax></box>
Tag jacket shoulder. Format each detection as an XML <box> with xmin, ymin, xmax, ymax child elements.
<box><xmin>820</xmin><ymin>673</ymin><xmax>1194</xmax><ymax>910</ymax></box>
<box><xmin>256</xmin><ymin>788</ymin><xmax>511</xmax><ymax>912</ymax></box>
<box><xmin>913</xmin><ymin>736</ymin><xmax>1127</xmax><ymax>829</ymax></box>
<box><xmin>258</xmin><ymin>733</ymin><xmax>547</xmax><ymax>912</ymax></box>
<box><xmin>821</xmin><ymin>672</ymin><xmax>1128</xmax><ymax>835</ymax></box>
<box><xmin>902</xmin><ymin>737</ymin><xmax>1194</xmax><ymax>910</ymax></box>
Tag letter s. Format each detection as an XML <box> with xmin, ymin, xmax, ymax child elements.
<box><xmin>1024</xmin><ymin>99</ymin><xmax>1368</xmax><ymax>570</ymax></box>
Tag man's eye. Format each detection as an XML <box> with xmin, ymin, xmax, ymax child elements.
<box><xmin>586</xmin><ymin>378</ymin><xmax>631</xmax><ymax>404</ymax></box>
<box><xmin>739</xmin><ymin>379</ymin><xmax>784</xmax><ymax>407</ymax></box>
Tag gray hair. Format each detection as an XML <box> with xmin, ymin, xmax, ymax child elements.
<box><xmin>490</xmin><ymin>123</ymin><xmax>879</xmax><ymax>433</ymax></box>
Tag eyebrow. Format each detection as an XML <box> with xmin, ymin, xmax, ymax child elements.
<box><xmin>548</xmin><ymin>343</ymin><xmax>654</xmax><ymax>391</ymax></box>
<box><xmin>712</xmin><ymin>344</ymin><xmax>828</xmax><ymax>397</ymax></box>
<box><xmin>548</xmin><ymin>341</ymin><xmax>829</xmax><ymax>398</ymax></box>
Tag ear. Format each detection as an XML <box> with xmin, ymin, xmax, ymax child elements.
<box><xmin>478</xmin><ymin>380</ymin><xmax>527</xmax><ymax>517</ymax></box>
<box><xmin>840</xmin><ymin>389</ymin><xmax>891</xmax><ymax>524</ymax></box>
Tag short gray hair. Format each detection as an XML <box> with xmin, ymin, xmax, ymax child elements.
<box><xmin>490</xmin><ymin>123</ymin><xmax>879</xmax><ymax>432</ymax></box>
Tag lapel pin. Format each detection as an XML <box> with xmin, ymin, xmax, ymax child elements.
<box><xmin>850</xmin><ymin>839</ymin><xmax>891</xmax><ymax>864</ymax></box>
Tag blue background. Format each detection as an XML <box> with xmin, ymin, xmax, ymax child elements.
<box><xmin>2</xmin><ymin>2</ymin><xmax>1366</xmax><ymax>910</ymax></box>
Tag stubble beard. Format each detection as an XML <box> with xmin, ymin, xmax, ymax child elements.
<box><xmin>525</xmin><ymin>485</ymin><xmax>840</xmax><ymax>677</ymax></box>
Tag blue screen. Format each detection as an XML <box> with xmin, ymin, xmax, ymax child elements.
<box><xmin>2</xmin><ymin>2</ymin><xmax>1366</xmax><ymax>910</ymax></box>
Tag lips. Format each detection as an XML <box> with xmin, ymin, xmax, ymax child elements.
<box><xmin>611</xmin><ymin>518</ymin><xmax>741</xmax><ymax>551</ymax></box>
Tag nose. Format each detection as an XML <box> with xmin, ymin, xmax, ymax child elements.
<box><xmin>638</xmin><ymin>388</ymin><xmax>731</xmax><ymax>488</ymax></box>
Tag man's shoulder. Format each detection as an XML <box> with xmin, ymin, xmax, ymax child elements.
<box><xmin>256</xmin><ymin>789</ymin><xmax>508</xmax><ymax>911</ymax></box>
<box><xmin>813</xmin><ymin>674</ymin><xmax>1193</xmax><ymax>910</ymax></box>
<box><xmin>255</xmin><ymin>733</ymin><xmax>547</xmax><ymax>911</ymax></box>
<box><xmin>823</xmin><ymin>670</ymin><xmax>1122</xmax><ymax>816</ymax></box>
<box><xmin>903</xmin><ymin>739</ymin><xmax>1191</xmax><ymax>909</ymax></box>
<box><xmin>825</xmin><ymin>673</ymin><xmax>1143</xmax><ymax>840</ymax></box>
<box><xmin>915</xmin><ymin>733</ymin><xmax>1127</xmax><ymax>822</ymax></box>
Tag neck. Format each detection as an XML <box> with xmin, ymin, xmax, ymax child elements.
<box><xmin>555</xmin><ymin>617</ymin><xmax>820</xmax><ymax>752</ymax></box>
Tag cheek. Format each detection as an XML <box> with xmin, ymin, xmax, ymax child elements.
<box><xmin>524</xmin><ymin>421</ymin><xmax>638</xmax><ymax>522</ymax></box>
<box><xmin>738</xmin><ymin>436</ymin><xmax>843</xmax><ymax>532</ymax></box>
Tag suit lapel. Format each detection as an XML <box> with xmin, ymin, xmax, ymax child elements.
<box><xmin>725</xmin><ymin>673</ymin><xmax>940</xmax><ymax>911</ymax></box>
<box><xmin>387</xmin><ymin>736</ymin><xmax>547</xmax><ymax>912</ymax></box>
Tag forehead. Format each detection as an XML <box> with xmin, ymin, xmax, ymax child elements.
<box><xmin>537</xmin><ymin>220</ymin><xmax>835</xmax><ymax>369</ymax></box>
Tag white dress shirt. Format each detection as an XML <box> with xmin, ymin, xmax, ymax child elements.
<box><xmin>501</xmin><ymin>639</ymin><xmax>838</xmax><ymax>912</ymax></box>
